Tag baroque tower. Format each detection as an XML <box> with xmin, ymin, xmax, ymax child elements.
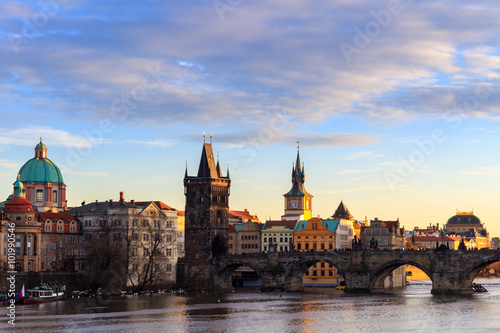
<box><xmin>282</xmin><ymin>146</ymin><xmax>313</xmax><ymax>221</ymax></box>
<box><xmin>184</xmin><ymin>136</ymin><xmax>230</xmax><ymax>261</ymax></box>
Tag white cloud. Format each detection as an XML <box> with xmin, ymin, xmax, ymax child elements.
<box><xmin>125</xmin><ymin>139</ymin><xmax>177</xmax><ymax>148</ymax></box>
<box><xmin>459</xmin><ymin>166</ymin><xmax>500</xmax><ymax>176</ymax></box>
<box><xmin>343</xmin><ymin>151</ymin><xmax>384</xmax><ymax>160</ymax></box>
<box><xmin>0</xmin><ymin>127</ymin><xmax>107</xmax><ymax>148</ymax></box>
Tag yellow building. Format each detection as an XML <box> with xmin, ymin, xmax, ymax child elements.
<box><xmin>445</xmin><ymin>210</ymin><xmax>490</xmax><ymax>249</ymax></box>
<box><xmin>261</xmin><ymin>220</ymin><xmax>297</xmax><ymax>252</ymax></box>
<box><xmin>294</xmin><ymin>217</ymin><xmax>354</xmax><ymax>286</ymax></box>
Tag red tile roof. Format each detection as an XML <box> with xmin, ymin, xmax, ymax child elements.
<box><xmin>263</xmin><ymin>220</ymin><xmax>297</xmax><ymax>231</ymax></box>
<box><xmin>135</xmin><ymin>201</ymin><xmax>177</xmax><ymax>211</ymax></box>
<box><xmin>4</xmin><ymin>196</ymin><xmax>33</xmax><ymax>212</ymax></box>
<box><xmin>36</xmin><ymin>212</ymin><xmax>78</xmax><ymax>222</ymax></box>
<box><xmin>229</xmin><ymin>210</ymin><xmax>260</xmax><ymax>222</ymax></box>
<box><xmin>177</xmin><ymin>210</ymin><xmax>185</xmax><ymax>217</ymax></box>
<box><xmin>228</xmin><ymin>224</ymin><xmax>236</xmax><ymax>232</ymax></box>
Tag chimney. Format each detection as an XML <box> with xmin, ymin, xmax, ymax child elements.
<box><xmin>109</xmin><ymin>199</ymin><xmax>113</xmax><ymax>206</ymax></box>
<box><xmin>95</xmin><ymin>199</ymin><xmax>98</xmax><ymax>206</ymax></box>
<box><xmin>120</xmin><ymin>191</ymin><xmax>124</xmax><ymax>205</ymax></box>
<box><xmin>131</xmin><ymin>200</ymin><xmax>135</xmax><ymax>205</ymax></box>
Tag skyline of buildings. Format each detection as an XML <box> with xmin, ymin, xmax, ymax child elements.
<box><xmin>1</xmin><ymin>138</ymin><xmax>498</xmax><ymax>239</ymax></box>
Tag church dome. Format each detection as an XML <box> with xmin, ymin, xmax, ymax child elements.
<box><xmin>17</xmin><ymin>140</ymin><xmax>64</xmax><ymax>185</ymax></box>
<box><xmin>446</xmin><ymin>211</ymin><xmax>481</xmax><ymax>225</ymax></box>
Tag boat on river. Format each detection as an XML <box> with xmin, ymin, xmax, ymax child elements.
<box><xmin>22</xmin><ymin>284</ymin><xmax>66</xmax><ymax>304</ymax></box>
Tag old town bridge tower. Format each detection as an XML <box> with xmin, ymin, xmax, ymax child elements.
<box><xmin>184</xmin><ymin>136</ymin><xmax>230</xmax><ymax>262</ymax></box>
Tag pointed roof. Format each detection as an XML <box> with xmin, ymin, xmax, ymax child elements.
<box><xmin>284</xmin><ymin>147</ymin><xmax>312</xmax><ymax>196</ymax></box>
<box><xmin>197</xmin><ymin>143</ymin><xmax>219</xmax><ymax>178</ymax></box>
<box><xmin>332</xmin><ymin>201</ymin><xmax>352</xmax><ymax>220</ymax></box>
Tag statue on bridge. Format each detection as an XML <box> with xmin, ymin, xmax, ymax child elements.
<box><xmin>352</xmin><ymin>235</ymin><xmax>363</xmax><ymax>250</ymax></box>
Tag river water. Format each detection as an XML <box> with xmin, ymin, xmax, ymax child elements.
<box><xmin>2</xmin><ymin>278</ymin><xmax>500</xmax><ymax>332</ymax></box>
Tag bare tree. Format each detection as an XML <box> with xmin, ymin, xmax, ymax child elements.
<box><xmin>86</xmin><ymin>218</ymin><xmax>127</xmax><ymax>292</ymax></box>
<box><xmin>125</xmin><ymin>210</ymin><xmax>176</xmax><ymax>293</ymax></box>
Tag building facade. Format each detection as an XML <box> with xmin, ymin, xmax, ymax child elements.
<box><xmin>360</xmin><ymin>218</ymin><xmax>405</xmax><ymax>250</ymax></box>
<box><xmin>70</xmin><ymin>193</ymin><xmax>178</xmax><ymax>289</ymax></box>
<box><xmin>445</xmin><ymin>210</ymin><xmax>490</xmax><ymax>249</ymax></box>
<box><xmin>261</xmin><ymin>220</ymin><xmax>297</xmax><ymax>252</ymax></box>
<box><xmin>1</xmin><ymin>179</ymin><xmax>84</xmax><ymax>272</ymax></box>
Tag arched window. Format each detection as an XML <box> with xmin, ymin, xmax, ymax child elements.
<box><xmin>321</xmin><ymin>243</ymin><xmax>325</xmax><ymax>250</ymax></box>
<box><xmin>297</xmin><ymin>243</ymin><xmax>302</xmax><ymax>250</ymax></box>
<box><xmin>57</xmin><ymin>221</ymin><xmax>64</xmax><ymax>232</ymax></box>
<box><xmin>329</xmin><ymin>243</ymin><xmax>333</xmax><ymax>250</ymax></box>
<box><xmin>313</xmin><ymin>243</ymin><xmax>317</xmax><ymax>250</ymax></box>
<box><xmin>52</xmin><ymin>190</ymin><xmax>57</xmax><ymax>203</ymax></box>
<box><xmin>305</xmin><ymin>243</ymin><xmax>309</xmax><ymax>250</ymax></box>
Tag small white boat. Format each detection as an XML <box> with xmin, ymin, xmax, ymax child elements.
<box><xmin>23</xmin><ymin>284</ymin><xmax>65</xmax><ymax>304</ymax></box>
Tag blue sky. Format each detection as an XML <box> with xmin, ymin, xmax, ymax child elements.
<box><xmin>1</xmin><ymin>0</ymin><xmax>500</xmax><ymax>236</ymax></box>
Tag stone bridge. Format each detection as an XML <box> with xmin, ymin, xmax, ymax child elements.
<box><xmin>210</xmin><ymin>249</ymin><xmax>500</xmax><ymax>294</ymax></box>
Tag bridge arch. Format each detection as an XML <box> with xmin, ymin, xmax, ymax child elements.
<box><xmin>370</xmin><ymin>260</ymin><xmax>432</xmax><ymax>291</ymax></box>
<box><xmin>284</xmin><ymin>254</ymin><xmax>345</xmax><ymax>290</ymax></box>
<box><xmin>216</xmin><ymin>260</ymin><xmax>264</xmax><ymax>289</ymax></box>
<box><xmin>460</xmin><ymin>256</ymin><xmax>500</xmax><ymax>290</ymax></box>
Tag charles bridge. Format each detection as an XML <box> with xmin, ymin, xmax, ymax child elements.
<box><xmin>207</xmin><ymin>248</ymin><xmax>500</xmax><ymax>294</ymax></box>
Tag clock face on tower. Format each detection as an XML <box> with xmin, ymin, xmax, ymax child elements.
<box><xmin>291</xmin><ymin>200</ymin><xmax>298</xmax><ymax>209</ymax></box>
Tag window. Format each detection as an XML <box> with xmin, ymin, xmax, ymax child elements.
<box><xmin>132</xmin><ymin>233</ymin><xmax>138</xmax><ymax>241</ymax></box>
<box><xmin>46</xmin><ymin>223</ymin><xmax>51</xmax><ymax>231</ymax></box>
<box><xmin>166</xmin><ymin>248</ymin><xmax>172</xmax><ymax>256</ymax></box>
<box><xmin>166</xmin><ymin>264</ymin><xmax>172</xmax><ymax>272</ymax></box>
<box><xmin>131</xmin><ymin>248</ymin><xmax>138</xmax><ymax>256</ymax></box>
<box><xmin>52</xmin><ymin>190</ymin><xmax>57</xmax><ymax>203</ymax></box>
<box><xmin>143</xmin><ymin>248</ymin><xmax>149</xmax><ymax>256</ymax></box>
<box><xmin>70</xmin><ymin>222</ymin><xmax>76</xmax><ymax>232</ymax></box>
<box><xmin>264</xmin><ymin>237</ymin><xmax>267</xmax><ymax>243</ymax></box>
<box><xmin>53</xmin><ymin>242</ymin><xmax>56</xmax><ymax>250</ymax></box>
<box><xmin>36</xmin><ymin>190</ymin><xmax>43</xmax><ymax>202</ymax></box>
<box><xmin>57</xmin><ymin>222</ymin><xmax>63</xmax><ymax>232</ymax></box>
<box><xmin>143</xmin><ymin>233</ymin><xmax>149</xmax><ymax>241</ymax></box>
<box><xmin>16</xmin><ymin>235</ymin><xmax>21</xmax><ymax>256</ymax></box>
<box><xmin>166</xmin><ymin>235</ymin><xmax>172</xmax><ymax>242</ymax></box>
<box><xmin>59</xmin><ymin>240</ymin><xmax>62</xmax><ymax>248</ymax></box>
<box><xmin>27</xmin><ymin>235</ymin><xmax>31</xmax><ymax>255</ymax></box>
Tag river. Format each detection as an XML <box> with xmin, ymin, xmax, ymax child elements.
<box><xmin>2</xmin><ymin>278</ymin><xmax>500</xmax><ymax>332</ymax></box>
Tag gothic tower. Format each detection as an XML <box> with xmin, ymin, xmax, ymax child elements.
<box><xmin>282</xmin><ymin>147</ymin><xmax>313</xmax><ymax>221</ymax></box>
<box><xmin>184</xmin><ymin>137</ymin><xmax>230</xmax><ymax>261</ymax></box>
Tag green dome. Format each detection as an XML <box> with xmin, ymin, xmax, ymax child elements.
<box><xmin>18</xmin><ymin>157</ymin><xmax>64</xmax><ymax>184</ymax></box>
<box><xmin>35</xmin><ymin>142</ymin><xmax>46</xmax><ymax>149</ymax></box>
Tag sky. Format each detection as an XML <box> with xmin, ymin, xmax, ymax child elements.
<box><xmin>1</xmin><ymin>0</ymin><xmax>500</xmax><ymax>236</ymax></box>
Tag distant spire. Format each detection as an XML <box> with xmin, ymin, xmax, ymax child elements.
<box><xmin>226</xmin><ymin>162</ymin><xmax>230</xmax><ymax>179</ymax></box>
<box><xmin>185</xmin><ymin>161</ymin><xmax>188</xmax><ymax>178</ymax></box>
<box><xmin>40</xmin><ymin>136</ymin><xmax>42</xmax><ymax>143</ymax></box>
<box><xmin>203</xmin><ymin>132</ymin><xmax>206</xmax><ymax>143</ymax></box>
<box><xmin>210</xmin><ymin>133</ymin><xmax>213</xmax><ymax>144</ymax></box>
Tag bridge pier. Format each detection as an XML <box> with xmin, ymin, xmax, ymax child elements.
<box><xmin>343</xmin><ymin>271</ymin><xmax>371</xmax><ymax>293</ymax></box>
<box><xmin>431</xmin><ymin>272</ymin><xmax>473</xmax><ymax>295</ymax></box>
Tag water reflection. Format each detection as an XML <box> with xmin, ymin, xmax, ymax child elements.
<box><xmin>1</xmin><ymin>279</ymin><xmax>500</xmax><ymax>332</ymax></box>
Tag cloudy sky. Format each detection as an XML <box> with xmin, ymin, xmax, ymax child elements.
<box><xmin>1</xmin><ymin>0</ymin><xmax>500</xmax><ymax>236</ymax></box>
